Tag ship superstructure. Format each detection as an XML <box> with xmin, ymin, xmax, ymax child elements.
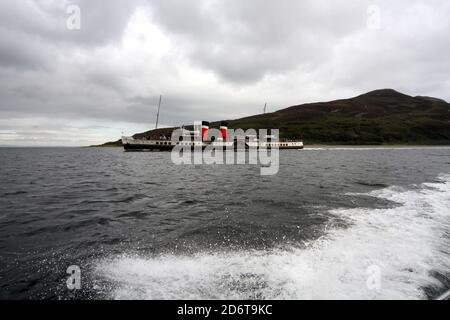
<box><xmin>122</xmin><ymin>121</ymin><xmax>303</xmax><ymax>151</ymax></box>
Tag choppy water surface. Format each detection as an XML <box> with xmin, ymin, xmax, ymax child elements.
<box><xmin>0</xmin><ymin>147</ymin><xmax>449</xmax><ymax>299</ymax></box>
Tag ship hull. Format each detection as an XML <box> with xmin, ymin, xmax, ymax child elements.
<box><xmin>122</xmin><ymin>137</ymin><xmax>304</xmax><ymax>152</ymax></box>
<box><xmin>123</xmin><ymin>143</ymin><xmax>174</xmax><ymax>152</ymax></box>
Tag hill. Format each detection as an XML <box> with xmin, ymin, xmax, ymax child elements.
<box><xmin>110</xmin><ymin>89</ymin><xmax>450</xmax><ymax>145</ymax></box>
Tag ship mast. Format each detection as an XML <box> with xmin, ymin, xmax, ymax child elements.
<box><xmin>155</xmin><ymin>95</ymin><xmax>162</xmax><ymax>129</ymax></box>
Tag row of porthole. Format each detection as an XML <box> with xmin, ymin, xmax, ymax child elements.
<box><xmin>155</xmin><ymin>142</ymin><xmax>199</xmax><ymax>146</ymax></box>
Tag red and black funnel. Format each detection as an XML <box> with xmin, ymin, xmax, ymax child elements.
<box><xmin>220</xmin><ymin>121</ymin><xmax>228</xmax><ymax>141</ymax></box>
<box><xmin>201</xmin><ymin>121</ymin><xmax>210</xmax><ymax>141</ymax></box>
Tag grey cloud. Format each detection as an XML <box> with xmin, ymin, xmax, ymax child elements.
<box><xmin>0</xmin><ymin>0</ymin><xmax>450</xmax><ymax>146</ymax></box>
<box><xmin>0</xmin><ymin>0</ymin><xmax>139</xmax><ymax>45</ymax></box>
<box><xmin>0</xmin><ymin>0</ymin><xmax>139</xmax><ymax>69</ymax></box>
<box><xmin>0</xmin><ymin>27</ymin><xmax>56</xmax><ymax>70</ymax></box>
<box><xmin>148</xmin><ymin>0</ymin><xmax>371</xmax><ymax>83</ymax></box>
<box><xmin>125</xmin><ymin>94</ymin><xmax>245</xmax><ymax>126</ymax></box>
<box><xmin>62</xmin><ymin>0</ymin><xmax>140</xmax><ymax>45</ymax></box>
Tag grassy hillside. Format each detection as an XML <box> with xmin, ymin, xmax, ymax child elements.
<box><xmin>94</xmin><ymin>139</ymin><xmax>122</xmax><ymax>147</ymax></box>
<box><xmin>108</xmin><ymin>89</ymin><xmax>450</xmax><ymax>145</ymax></box>
<box><xmin>220</xmin><ymin>89</ymin><xmax>450</xmax><ymax>145</ymax></box>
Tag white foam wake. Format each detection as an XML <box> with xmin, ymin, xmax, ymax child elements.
<box><xmin>93</xmin><ymin>175</ymin><xmax>450</xmax><ymax>300</ymax></box>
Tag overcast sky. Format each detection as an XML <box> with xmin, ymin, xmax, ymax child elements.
<box><xmin>0</xmin><ymin>0</ymin><xmax>449</xmax><ymax>146</ymax></box>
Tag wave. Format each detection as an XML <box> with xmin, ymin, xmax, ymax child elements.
<box><xmin>92</xmin><ymin>174</ymin><xmax>450</xmax><ymax>300</ymax></box>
